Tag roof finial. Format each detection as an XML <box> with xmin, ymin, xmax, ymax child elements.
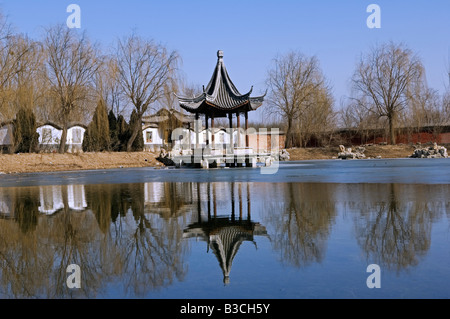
<box><xmin>217</xmin><ymin>50</ymin><xmax>224</xmax><ymax>59</ymax></box>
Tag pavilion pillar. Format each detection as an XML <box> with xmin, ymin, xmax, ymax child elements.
<box><xmin>213</xmin><ymin>183</ymin><xmax>217</xmax><ymax>217</ymax></box>
<box><xmin>196</xmin><ymin>182</ymin><xmax>201</xmax><ymax>221</ymax></box>
<box><xmin>228</xmin><ymin>112</ymin><xmax>233</xmax><ymax>150</ymax></box>
<box><xmin>188</xmin><ymin>122</ymin><xmax>192</xmax><ymax>150</ymax></box>
<box><xmin>211</xmin><ymin>116</ymin><xmax>215</xmax><ymax>148</ymax></box>
<box><xmin>205</xmin><ymin>114</ymin><xmax>209</xmax><ymax>146</ymax></box>
<box><xmin>236</xmin><ymin>112</ymin><xmax>241</xmax><ymax>148</ymax></box>
<box><xmin>195</xmin><ymin>113</ymin><xmax>200</xmax><ymax>149</ymax></box>
<box><xmin>207</xmin><ymin>182</ymin><xmax>211</xmax><ymax>219</ymax></box>
<box><xmin>247</xmin><ymin>183</ymin><xmax>251</xmax><ymax>220</ymax></box>
<box><xmin>231</xmin><ymin>182</ymin><xmax>235</xmax><ymax>220</ymax></box>
<box><xmin>238</xmin><ymin>183</ymin><xmax>242</xmax><ymax>220</ymax></box>
<box><xmin>245</xmin><ymin>111</ymin><xmax>249</xmax><ymax>148</ymax></box>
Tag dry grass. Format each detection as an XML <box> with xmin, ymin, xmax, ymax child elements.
<box><xmin>0</xmin><ymin>151</ymin><xmax>161</xmax><ymax>174</ymax></box>
<box><xmin>0</xmin><ymin>143</ymin><xmax>446</xmax><ymax>174</ymax></box>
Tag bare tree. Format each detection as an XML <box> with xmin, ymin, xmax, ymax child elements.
<box><xmin>402</xmin><ymin>81</ymin><xmax>443</xmax><ymax>142</ymax></box>
<box><xmin>339</xmin><ymin>97</ymin><xmax>385</xmax><ymax>144</ymax></box>
<box><xmin>0</xmin><ymin>15</ymin><xmax>45</xmax><ymax>121</ymax></box>
<box><xmin>115</xmin><ymin>33</ymin><xmax>179</xmax><ymax>151</ymax></box>
<box><xmin>351</xmin><ymin>42</ymin><xmax>423</xmax><ymax>144</ymax></box>
<box><xmin>443</xmin><ymin>90</ymin><xmax>450</xmax><ymax>122</ymax></box>
<box><xmin>94</xmin><ymin>56</ymin><xmax>127</xmax><ymax>116</ymax></box>
<box><xmin>158</xmin><ymin>76</ymin><xmax>182</xmax><ymax>111</ymax></box>
<box><xmin>11</xmin><ymin>35</ymin><xmax>46</xmax><ymax>112</ymax></box>
<box><xmin>295</xmin><ymin>85</ymin><xmax>335</xmax><ymax>147</ymax></box>
<box><xmin>44</xmin><ymin>24</ymin><xmax>100</xmax><ymax>153</ymax></box>
<box><xmin>265</xmin><ymin>51</ymin><xmax>330</xmax><ymax>148</ymax></box>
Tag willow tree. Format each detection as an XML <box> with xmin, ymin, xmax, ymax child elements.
<box><xmin>0</xmin><ymin>16</ymin><xmax>45</xmax><ymax>122</ymax></box>
<box><xmin>351</xmin><ymin>42</ymin><xmax>423</xmax><ymax>144</ymax></box>
<box><xmin>94</xmin><ymin>56</ymin><xmax>126</xmax><ymax>116</ymax></box>
<box><xmin>13</xmin><ymin>107</ymin><xmax>39</xmax><ymax>153</ymax></box>
<box><xmin>265</xmin><ymin>51</ymin><xmax>331</xmax><ymax>148</ymax></box>
<box><xmin>44</xmin><ymin>24</ymin><xmax>100</xmax><ymax>153</ymax></box>
<box><xmin>115</xmin><ymin>33</ymin><xmax>179</xmax><ymax>152</ymax></box>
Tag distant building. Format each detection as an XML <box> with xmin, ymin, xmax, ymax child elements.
<box><xmin>141</xmin><ymin>108</ymin><xmax>194</xmax><ymax>151</ymax></box>
<box><xmin>36</xmin><ymin>123</ymin><xmax>86</xmax><ymax>153</ymax></box>
<box><xmin>67</xmin><ymin>125</ymin><xmax>86</xmax><ymax>153</ymax></box>
<box><xmin>37</xmin><ymin>123</ymin><xmax>63</xmax><ymax>151</ymax></box>
<box><xmin>247</xmin><ymin>130</ymin><xmax>286</xmax><ymax>153</ymax></box>
<box><xmin>0</xmin><ymin>121</ymin><xmax>14</xmax><ymax>153</ymax></box>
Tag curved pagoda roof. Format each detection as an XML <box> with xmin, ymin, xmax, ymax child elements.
<box><xmin>183</xmin><ymin>216</ymin><xmax>268</xmax><ymax>285</ymax></box>
<box><xmin>176</xmin><ymin>50</ymin><xmax>266</xmax><ymax>118</ymax></box>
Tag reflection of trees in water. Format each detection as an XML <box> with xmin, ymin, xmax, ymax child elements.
<box><xmin>0</xmin><ymin>183</ymin><xmax>190</xmax><ymax>298</ymax></box>
<box><xmin>352</xmin><ymin>184</ymin><xmax>443</xmax><ymax>272</ymax></box>
<box><xmin>100</xmin><ymin>183</ymin><xmax>189</xmax><ymax>296</ymax></box>
<box><xmin>0</xmin><ymin>186</ymin><xmax>102</xmax><ymax>298</ymax></box>
<box><xmin>13</xmin><ymin>187</ymin><xmax>39</xmax><ymax>234</ymax></box>
<box><xmin>261</xmin><ymin>183</ymin><xmax>337</xmax><ymax>268</ymax></box>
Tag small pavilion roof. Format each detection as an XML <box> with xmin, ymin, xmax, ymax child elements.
<box><xmin>183</xmin><ymin>216</ymin><xmax>268</xmax><ymax>284</ymax></box>
<box><xmin>175</xmin><ymin>50</ymin><xmax>266</xmax><ymax>117</ymax></box>
<box><xmin>142</xmin><ymin>108</ymin><xmax>195</xmax><ymax>124</ymax></box>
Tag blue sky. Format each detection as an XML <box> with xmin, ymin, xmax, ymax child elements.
<box><xmin>1</xmin><ymin>0</ymin><xmax>449</xmax><ymax>121</ymax></box>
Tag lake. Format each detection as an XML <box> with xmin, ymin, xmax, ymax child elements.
<box><xmin>0</xmin><ymin>158</ymin><xmax>449</xmax><ymax>299</ymax></box>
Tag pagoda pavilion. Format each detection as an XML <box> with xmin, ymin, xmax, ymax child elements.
<box><xmin>175</xmin><ymin>51</ymin><xmax>266</xmax><ymax>163</ymax></box>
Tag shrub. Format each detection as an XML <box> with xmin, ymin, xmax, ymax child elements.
<box><xmin>13</xmin><ymin>107</ymin><xmax>39</xmax><ymax>153</ymax></box>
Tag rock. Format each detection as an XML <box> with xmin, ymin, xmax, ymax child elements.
<box><xmin>409</xmin><ymin>143</ymin><xmax>448</xmax><ymax>158</ymax></box>
<box><xmin>433</xmin><ymin>142</ymin><xmax>439</xmax><ymax>151</ymax></box>
<box><xmin>337</xmin><ymin>145</ymin><xmax>366</xmax><ymax>160</ymax></box>
<box><xmin>279</xmin><ymin>149</ymin><xmax>290</xmax><ymax>161</ymax></box>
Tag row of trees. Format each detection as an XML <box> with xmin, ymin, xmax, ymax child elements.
<box><xmin>82</xmin><ymin>100</ymin><xmax>143</xmax><ymax>152</ymax></box>
<box><xmin>264</xmin><ymin>52</ymin><xmax>334</xmax><ymax>148</ymax></box>
<box><xmin>0</xmin><ymin>10</ymin><xmax>179</xmax><ymax>154</ymax></box>
<box><xmin>1</xmin><ymin>9</ymin><xmax>449</xmax><ymax>152</ymax></box>
<box><xmin>264</xmin><ymin>42</ymin><xmax>450</xmax><ymax>147</ymax></box>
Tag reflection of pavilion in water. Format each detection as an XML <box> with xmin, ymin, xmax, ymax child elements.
<box><xmin>144</xmin><ymin>182</ymin><xmax>196</xmax><ymax>219</ymax></box>
<box><xmin>183</xmin><ymin>182</ymin><xmax>268</xmax><ymax>284</ymax></box>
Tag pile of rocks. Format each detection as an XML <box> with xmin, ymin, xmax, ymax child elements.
<box><xmin>337</xmin><ymin>145</ymin><xmax>366</xmax><ymax>160</ymax></box>
<box><xmin>279</xmin><ymin>149</ymin><xmax>290</xmax><ymax>161</ymax></box>
<box><xmin>409</xmin><ymin>143</ymin><xmax>448</xmax><ymax>158</ymax></box>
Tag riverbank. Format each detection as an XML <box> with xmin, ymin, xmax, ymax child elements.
<box><xmin>0</xmin><ymin>144</ymin><xmax>437</xmax><ymax>174</ymax></box>
<box><xmin>0</xmin><ymin>151</ymin><xmax>161</xmax><ymax>174</ymax></box>
<box><xmin>287</xmin><ymin>143</ymin><xmax>416</xmax><ymax>160</ymax></box>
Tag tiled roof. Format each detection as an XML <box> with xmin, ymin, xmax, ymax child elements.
<box><xmin>176</xmin><ymin>51</ymin><xmax>265</xmax><ymax>114</ymax></box>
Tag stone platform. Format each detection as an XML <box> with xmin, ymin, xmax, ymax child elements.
<box><xmin>170</xmin><ymin>147</ymin><xmax>274</xmax><ymax>169</ymax></box>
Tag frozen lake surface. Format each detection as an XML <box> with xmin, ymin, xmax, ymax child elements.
<box><xmin>1</xmin><ymin>158</ymin><xmax>450</xmax><ymax>187</ymax></box>
<box><xmin>0</xmin><ymin>158</ymin><xmax>449</xmax><ymax>298</ymax></box>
